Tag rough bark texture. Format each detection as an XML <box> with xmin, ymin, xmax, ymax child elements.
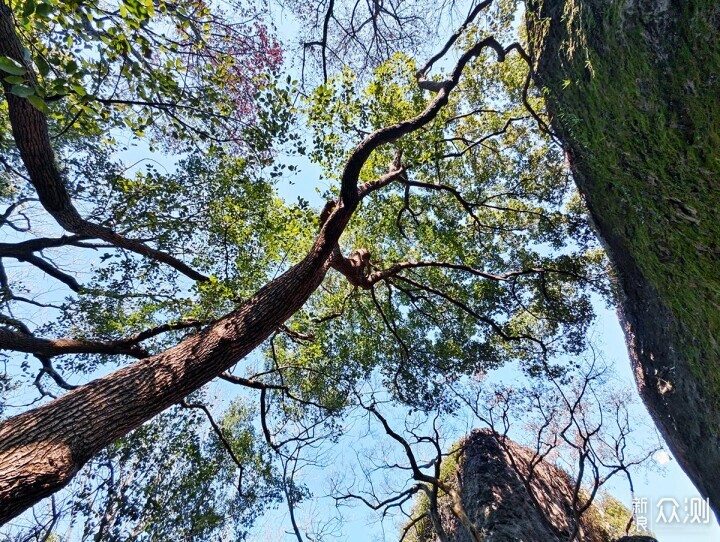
<box><xmin>414</xmin><ymin>430</ymin><xmax>634</xmax><ymax>542</ymax></box>
<box><xmin>0</xmin><ymin>245</ymin><xmax>333</xmax><ymax>524</ymax></box>
<box><xmin>0</xmin><ymin>2</ymin><xmax>511</xmax><ymax>517</ymax></box>
<box><xmin>526</xmin><ymin>0</ymin><xmax>720</xmax><ymax>515</ymax></box>
<box><xmin>443</xmin><ymin>430</ymin><xmax>593</xmax><ymax>541</ymax></box>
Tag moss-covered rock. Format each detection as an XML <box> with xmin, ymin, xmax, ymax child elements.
<box><xmin>525</xmin><ymin>0</ymin><xmax>720</xmax><ymax>515</ymax></box>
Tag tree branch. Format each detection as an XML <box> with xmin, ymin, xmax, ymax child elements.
<box><xmin>0</xmin><ymin>319</ymin><xmax>206</xmax><ymax>359</ymax></box>
<box><xmin>10</xmin><ymin>254</ymin><xmax>82</xmax><ymax>292</ymax></box>
<box><xmin>0</xmin><ymin>4</ymin><xmax>208</xmax><ymax>282</ymax></box>
<box><xmin>180</xmin><ymin>400</ymin><xmax>244</xmax><ymax>473</ymax></box>
<box><xmin>416</xmin><ymin>0</ymin><xmax>493</xmax><ymax>85</ymax></box>
<box><xmin>0</xmin><ymin>18</ymin><xmax>524</xmax><ymax>522</ymax></box>
<box><xmin>0</xmin><ymin>327</ymin><xmax>149</xmax><ymax>359</ymax></box>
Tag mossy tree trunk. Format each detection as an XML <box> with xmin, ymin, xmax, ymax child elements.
<box><xmin>526</xmin><ymin>0</ymin><xmax>720</xmax><ymax>515</ymax></box>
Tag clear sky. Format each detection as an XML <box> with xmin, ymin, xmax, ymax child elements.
<box><xmin>244</xmin><ymin>131</ymin><xmax>720</xmax><ymax>540</ymax></box>
<box><xmin>582</xmin><ymin>304</ymin><xmax>719</xmax><ymax>541</ymax></box>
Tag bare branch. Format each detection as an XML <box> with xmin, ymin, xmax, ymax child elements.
<box><xmin>0</xmin><ymin>327</ymin><xmax>148</xmax><ymax>359</ymax></box>
<box><xmin>416</xmin><ymin>0</ymin><xmax>493</xmax><ymax>84</ymax></box>
<box><xmin>180</xmin><ymin>400</ymin><xmax>245</xmax><ymax>492</ymax></box>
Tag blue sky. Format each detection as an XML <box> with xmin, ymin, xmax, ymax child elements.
<box><xmin>241</xmin><ymin>126</ymin><xmax>720</xmax><ymax>539</ymax></box>
<box><xmin>583</xmin><ymin>304</ymin><xmax>718</xmax><ymax>541</ymax></box>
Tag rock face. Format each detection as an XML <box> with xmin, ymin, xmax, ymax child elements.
<box><xmin>525</xmin><ymin>0</ymin><xmax>720</xmax><ymax>516</ymax></box>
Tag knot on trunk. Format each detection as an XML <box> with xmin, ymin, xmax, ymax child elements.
<box><xmin>330</xmin><ymin>246</ymin><xmax>372</xmax><ymax>288</ymax></box>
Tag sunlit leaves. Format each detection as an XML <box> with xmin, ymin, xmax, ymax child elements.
<box><xmin>293</xmin><ymin>40</ymin><xmax>609</xmax><ymax>409</ymax></box>
<box><xmin>67</xmin><ymin>401</ymin><xmax>282</xmax><ymax>540</ymax></box>
<box><xmin>44</xmin><ymin>140</ymin><xmax>313</xmax><ymax>353</ymax></box>
<box><xmin>7</xmin><ymin>0</ymin><xmax>282</xmax><ymax>148</ymax></box>
<box><xmin>0</xmin><ymin>55</ymin><xmax>26</xmax><ymax>76</ymax></box>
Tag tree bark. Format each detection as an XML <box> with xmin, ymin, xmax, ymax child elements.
<box><xmin>527</xmin><ymin>0</ymin><xmax>720</xmax><ymax>515</ymax></box>
<box><xmin>0</xmin><ymin>0</ymin><xmax>511</xmax><ymax>520</ymax></box>
<box><xmin>0</xmin><ymin>237</ymin><xmax>333</xmax><ymax>524</ymax></box>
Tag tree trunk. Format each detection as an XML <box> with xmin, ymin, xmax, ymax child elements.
<box><xmin>0</xmin><ymin>244</ymin><xmax>332</xmax><ymax>524</ymax></box>
<box><xmin>0</xmin><ymin>1</ymin><xmax>208</xmax><ymax>282</ymax></box>
<box><xmin>0</xmin><ymin>0</ymin><xmax>513</xmax><ymax>520</ymax></box>
<box><xmin>527</xmin><ymin>0</ymin><xmax>720</xmax><ymax>515</ymax></box>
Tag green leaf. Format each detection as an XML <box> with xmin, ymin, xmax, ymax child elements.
<box><xmin>35</xmin><ymin>2</ymin><xmax>53</xmax><ymax>17</ymax></box>
<box><xmin>22</xmin><ymin>0</ymin><xmax>37</xmax><ymax>18</ymax></box>
<box><xmin>9</xmin><ymin>84</ymin><xmax>34</xmax><ymax>97</ymax></box>
<box><xmin>143</xmin><ymin>0</ymin><xmax>155</xmax><ymax>17</ymax></box>
<box><xmin>0</xmin><ymin>56</ymin><xmax>26</xmax><ymax>76</ymax></box>
<box><xmin>3</xmin><ymin>76</ymin><xmax>25</xmax><ymax>85</ymax></box>
<box><xmin>35</xmin><ymin>56</ymin><xmax>50</xmax><ymax>77</ymax></box>
<box><xmin>71</xmin><ymin>83</ymin><xmax>87</xmax><ymax>96</ymax></box>
<box><xmin>27</xmin><ymin>94</ymin><xmax>49</xmax><ymax>114</ymax></box>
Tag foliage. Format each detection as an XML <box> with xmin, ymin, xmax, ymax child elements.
<box><xmin>0</xmin><ymin>1</ymin><xmax>653</xmax><ymax>539</ymax></box>
<box><xmin>280</xmin><ymin>46</ymin><xmax>608</xmax><ymax>411</ymax></box>
<box><xmin>0</xmin><ymin>0</ymin><xmax>281</xmax><ymax>148</ymax></box>
<box><xmin>17</xmin><ymin>400</ymin><xmax>284</xmax><ymax>541</ymax></box>
<box><xmin>584</xmin><ymin>493</ymin><xmax>651</xmax><ymax>542</ymax></box>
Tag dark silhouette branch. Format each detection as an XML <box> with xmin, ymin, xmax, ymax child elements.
<box><xmin>0</xmin><ymin>319</ymin><xmax>206</xmax><ymax>360</ymax></box>
<box><xmin>179</xmin><ymin>400</ymin><xmax>245</xmax><ymax>492</ymax></box>
<box><xmin>416</xmin><ymin>0</ymin><xmax>493</xmax><ymax>85</ymax></box>
<box><xmin>0</xmin><ymin>16</ymin><xmax>524</xmax><ymax>522</ymax></box>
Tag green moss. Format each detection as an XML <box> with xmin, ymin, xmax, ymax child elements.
<box><xmin>528</xmin><ymin>0</ymin><xmax>720</xmax><ymax>398</ymax></box>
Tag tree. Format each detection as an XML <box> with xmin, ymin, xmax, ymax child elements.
<box><xmin>0</xmin><ymin>0</ymin><xmax>615</xmax><ymax>531</ymax></box>
<box><xmin>331</xmin><ymin>357</ymin><xmax>657</xmax><ymax>542</ymax></box>
<box><xmin>525</xmin><ymin>0</ymin><xmax>720</xmax><ymax>514</ymax></box>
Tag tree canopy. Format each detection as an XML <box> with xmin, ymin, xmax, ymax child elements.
<box><xmin>0</xmin><ymin>0</ymin><xmax>657</xmax><ymax>539</ymax></box>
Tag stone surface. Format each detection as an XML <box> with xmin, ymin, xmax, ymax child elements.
<box><xmin>424</xmin><ymin>430</ymin><xmax>609</xmax><ymax>541</ymax></box>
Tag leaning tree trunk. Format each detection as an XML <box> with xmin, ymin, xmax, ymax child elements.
<box><xmin>526</xmin><ymin>0</ymin><xmax>720</xmax><ymax>515</ymax></box>
<box><xmin>0</xmin><ymin>243</ymin><xmax>334</xmax><ymax>524</ymax></box>
<box><xmin>0</xmin><ymin>0</ymin><xmax>480</xmax><ymax>514</ymax></box>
